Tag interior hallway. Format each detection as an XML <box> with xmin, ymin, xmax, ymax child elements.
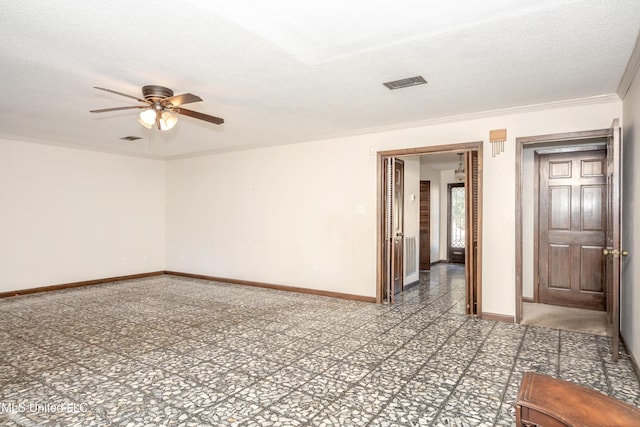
<box><xmin>0</xmin><ymin>264</ymin><xmax>638</xmax><ymax>426</ymax></box>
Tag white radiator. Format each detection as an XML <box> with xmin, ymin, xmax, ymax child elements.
<box><xmin>405</xmin><ymin>236</ymin><xmax>417</xmax><ymax>275</ymax></box>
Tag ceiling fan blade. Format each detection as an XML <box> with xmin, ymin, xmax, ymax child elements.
<box><xmin>175</xmin><ymin>107</ymin><xmax>224</xmax><ymax>125</ymax></box>
<box><xmin>164</xmin><ymin>93</ymin><xmax>202</xmax><ymax>107</ymax></box>
<box><xmin>93</xmin><ymin>86</ymin><xmax>148</xmax><ymax>103</ymax></box>
<box><xmin>90</xmin><ymin>105</ymin><xmax>148</xmax><ymax>113</ymax></box>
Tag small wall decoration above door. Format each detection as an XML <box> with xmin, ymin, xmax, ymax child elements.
<box><xmin>490</xmin><ymin>128</ymin><xmax>507</xmax><ymax>157</ymax></box>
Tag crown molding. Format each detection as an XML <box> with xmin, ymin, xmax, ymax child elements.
<box><xmin>167</xmin><ymin>94</ymin><xmax>621</xmax><ymax>161</ymax></box>
<box><xmin>294</xmin><ymin>94</ymin><xmax>621</xmax><ymax>142</ymax></box>
<box><xmin>618</xmin><ymin>30</ymin><xmax>640</xmax><ymax>99</ymax></box>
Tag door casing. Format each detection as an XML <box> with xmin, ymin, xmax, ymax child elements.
<box><xmin>377</xmin><ymin>141</ymin><xmax>483</xmax><ymax>317</ymax></box>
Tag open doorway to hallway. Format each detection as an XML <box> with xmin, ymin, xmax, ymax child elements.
<box><xmin>377</xmin><ymin>142</ymin><xmax>482</xmax><ymax>317</ymax></box>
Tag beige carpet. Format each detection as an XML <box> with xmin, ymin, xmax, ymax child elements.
<box><xmin>522</xmin><ymin>302</ymin><xmax>611</xmax><ymax>336</ymax></box>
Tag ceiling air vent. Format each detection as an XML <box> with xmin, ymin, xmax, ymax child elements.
<box><xmin>120</xmin><ymin>136</ymin><xmax>143</xmax><ymax>141</ymax></box>
<box><xmin>383</xmin><ymin>75</ymin><xmax>427</xmax><ymax>90</ymax></box>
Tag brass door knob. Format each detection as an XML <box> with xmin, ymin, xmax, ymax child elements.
<box><xmin>603</xmin><ymin>248</ymin><xmax>629</xmax><ymax>257</ymax></box>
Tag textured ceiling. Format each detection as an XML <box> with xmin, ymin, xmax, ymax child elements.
<box><xmin>1</xmin><ymin>0</ymin><xmax>639</xmax><ymax>159</ymax></box>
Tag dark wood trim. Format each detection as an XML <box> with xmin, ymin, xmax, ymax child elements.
<box><xmin>0</xmin><ymin>271</ymin><xmax>165</xmax><ymax>298</ymax></box>
<box><xmin>165</xmin><ymin>271</ymin><xmax>377</xmax><ymax>303</ymax></box>
<box><xmin>533</xmin><ymin>151</ymin><xmax>540</xmax><ymax>303</ymax></box>
<box><xmin>1</xmin><ymin>270</ymin><xmax>377</xmax><ymax>304</ymax></box>
<box><xmin>377</xmin><ymin>141</ymin><xmax>481</xmax><ymax>157</ymax></box>
<box><xmin>376</xmin><ymin>152</ymin><xmax>385</xmax><ymax>304</ymax></box>
<box><xmin>516</xmin><ymin>139</ymin><xmax>524</xmax><ymax>323</ymax></box>
<box><xmin>393</xmin><ymin>159</ymin><xmax>405</xmax><ymax>296</ymax></box>
<box><xmin>516</xmin><ymin>129</ymin><xmax>610</xmax><ymax>145</ymax></box>
<box><xmin>522</xmin><ymin>297</ymin><xmax>535</xmax><ymax>303</ymax></box>
<box><xmin>481</xmin><ymin>312</ymin><xmax>515</xmax><ymax>323</ymax></box>
<box><xmin>476</xmin><ymin>144</ymin><xmax>484</xmax><ymax>316</ymax></box>
<box><xmin>465</xmin><ymin>153</ymin><xmax>473</xmax><ymax>314</ymax></box>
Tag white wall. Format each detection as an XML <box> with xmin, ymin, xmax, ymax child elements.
<box><xmin>419</xmin><ymin>162</ymin><xmax>441</xmax><ymax>263</ymax></box>
<box><xmin>166</xmin><ymin>99</ymin><xmax>622</xmax><ymax>311</ymax></box>
<box><xmin>402</xmin><ymin>157</ymin><xmax>420</xmax><ymax>285</ymax></box>
<box><xmin>622</xmin><ymin>64</ymin><xmax>640</xmax><ymax>363</ymax></box>
<box><xmin>0</xmin><ymin>139</ymin><xmax>166</xmax><ymax>291</ymax></box>
<box><xmin>165</xmin><ymin>137</ymin><xmax>378</xmax><ymax>297</ymax></box>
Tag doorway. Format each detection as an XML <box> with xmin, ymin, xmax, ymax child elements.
<box><xmin>447</xmin><ymin>182</ymin><xmax>466</xmax><ymax>263</ymax></box>
<box><xmin>515</xmin><ymin>121</ymin><xmax>623</xmax><ymax>359</ymax></box>
<box><xmin>377</xmin><ymin>141</ymin><xmax>483</xmax><ymax>316</ymax></box>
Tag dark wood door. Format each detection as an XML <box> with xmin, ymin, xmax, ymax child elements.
<box><xmin>392</xmin><ymin>160</ymin><xmax>404</xmax><ymax>295</ymax></box>
<box><xmin>539</xmin><ymin>149</ymin><xmax>606</xmax><ymax>310</ymax></box>
<box><xmin>605</xmin><ymin>120</ymin><xmax>622</xmax><ymax>360</ymax></box>
<box><xmin>419</xmin><ymin>181</ymin><xmax>430</xmax><ymax>270</ymax></box>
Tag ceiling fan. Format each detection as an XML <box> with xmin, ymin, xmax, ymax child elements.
<box><xmin>90</xmin><ymin>85</ymin><xmax>224</xmax><ymax>130</ymax></box>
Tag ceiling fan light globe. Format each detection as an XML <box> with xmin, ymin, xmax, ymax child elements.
<box><xmin>138</xmin><ymin>109</ymin><xmax>156</xmax><ymax>128</ymax></box>
<box><xmin>138</xmin><ymin>118</ymin><xmax>153</xmax><ymax>129</ymax></box>
<box><xmin>159</xmin><ymin>112</ymin><xmax>178</xmax><ymax>131</ymax></box>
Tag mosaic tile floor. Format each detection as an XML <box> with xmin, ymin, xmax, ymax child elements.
<box><xmin>1</xmin><ymin>264</ymin><xmax>638</xmax><ymax>426</ymax></box>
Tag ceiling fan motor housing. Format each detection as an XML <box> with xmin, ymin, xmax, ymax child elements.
<box><xmin>142</xmin><ymin>85</ymin><xmax>174</xmax><ymax>101</ymax></box>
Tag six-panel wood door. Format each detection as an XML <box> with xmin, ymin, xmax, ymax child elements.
<box><xmin>538</xmin><ymin>150</ymin><xmax>607</xmax><ymax>310</ymax></box>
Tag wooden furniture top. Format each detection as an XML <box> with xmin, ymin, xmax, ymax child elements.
<box><xmin>517</xmin><ymin>372</ymin><xmax>640</xmax><ymax>426</ymax></box>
